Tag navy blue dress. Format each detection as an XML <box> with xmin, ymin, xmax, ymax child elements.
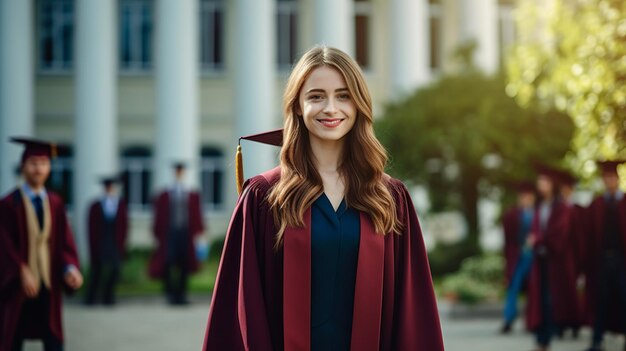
<box><xmin>311</xmin><ymin>193</ymin><xmax>361</xmax><ymax>350</ymax></box>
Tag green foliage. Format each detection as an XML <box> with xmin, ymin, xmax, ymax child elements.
<box><xmin>117</xmin><ymin>249</ymin><xmax>162</xmax><ymax>295</ymax></box>
<box><xmin>377</xmin><ymin>70</ymin><xmax>573</xmax><ymax>250</ymax></box>
<box><xmin>440</xmin><ymin>253</ymin><xmax>505</xmax><ymax>305</ymax></box>
<box><xmin>428</xmin><ymin>241</ymin><xmax>481</xmax><ymax>277</ymax></box>
<box><xmin>507</xmin><ymin>0</ymin><xmax>626</xmax><ymax>174</ymax></box>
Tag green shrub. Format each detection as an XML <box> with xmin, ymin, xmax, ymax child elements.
<box><xmin>428</xmin><ymin>241</ymin><xmax>480</xmax><ymax>277</ymax></box>
<box><xmin>440</xmin><ymin>253</ymin><xmax>504</xmax><ymax>305</ymax></box>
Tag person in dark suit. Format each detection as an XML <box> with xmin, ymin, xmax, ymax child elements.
<box><xmin>84</xmin><ymin>177</ymin><xmax>128</xmax><ymax>306</ymax></box>
<box><xmin>148</xmin><ymin>163</ymin><xmax>204</xmax><ymax>305</ymax></box>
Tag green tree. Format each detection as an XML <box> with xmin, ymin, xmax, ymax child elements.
<box><xmin>377</xmin><ymin>70</ymin><xmax>573</xmax><ymax>257</ymax></box>
<box><xmin>507</xmin><ymin>0</ymin><xmax>626</xmax><ymax>174</ymax></box>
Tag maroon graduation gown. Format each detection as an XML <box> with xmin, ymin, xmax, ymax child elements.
<box><xmin>525</xmin><ymin>201</ymin><xmax>575</xmax><ymax>330</ymax></box>
<box><xmin>0</xmin><ymin>188</ymin><xmax>81</xmax><ymax>350</ymax></box>
<box><xmin>203</xmin><ymin>167</ymin><xmax>444</xmax><ymax>351</ymax></box>
<box><xmin>581</xmin><ymin>195</ymin><xmax>626</xmax><ymax>330</ymax></box>
<box><xmin>502</xmin><ymin>206</ymin><xmax>522</xmax><ymax>285</ymax></box>
<box><xmin>88</xmin><ymin>198</ymin><xmax>129</xmax><ymax>264</ymax></box>
<box><xmin>148</xmin><ymin>190</ymin><xmax>205</xmax><ymax>278</ymax></box>
<box><xmin>565</xmin><ymin>203</ymin><xmax>587</xmax><ymax>326</ymax></box>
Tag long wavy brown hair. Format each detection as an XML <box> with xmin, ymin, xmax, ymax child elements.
<box><xmin>267</xmin><ymin>46</ymin><xmax>402</xmax><ymax>246</ymax></box>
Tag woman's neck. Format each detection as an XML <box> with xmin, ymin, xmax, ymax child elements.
<box><xmin>310</xmin><ymin>137</ymin><xmax>344</xmax><ymax>174</ymax></box>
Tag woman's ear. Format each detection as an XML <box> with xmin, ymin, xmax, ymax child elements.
<box><xmin>295</xmin><ymin>104</ymin><xmax>302</xmax><ymax>117</ymax></box>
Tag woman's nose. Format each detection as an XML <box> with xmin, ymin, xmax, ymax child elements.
<box><xmin>323</xmin><ymin>99</ymin><xmax>337</xmax><ymax>114</ymax></box>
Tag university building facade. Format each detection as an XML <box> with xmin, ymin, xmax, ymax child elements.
<box><xmin>0</xmin><ymin>0</ymin><xmax>516</xmax><ymax>259</ymax></box>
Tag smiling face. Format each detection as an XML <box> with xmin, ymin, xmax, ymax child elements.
<box><xmin>297</xmin><ymin>65</ymin><xmax>357</xmax><ymax>147</ymax></box>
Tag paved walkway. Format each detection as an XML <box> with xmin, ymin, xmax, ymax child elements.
<box><xmin>22</xmin><ymin>297</ymin><xmax>625</xmax><ymax>351</ymax></box>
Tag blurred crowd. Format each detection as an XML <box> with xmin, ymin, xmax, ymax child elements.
<box><xmin>500</xmin><ymin>161</ymin><xmax>626</xmax><ymax>351</ymax></box>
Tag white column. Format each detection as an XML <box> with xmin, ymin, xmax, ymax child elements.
<box><xmin>313</xmin><ymin>0</ymin><xmax>354</xmax><ymax>55</ymax></box>
<box><xmin>0</xmin><ymin>0</ymin><xmax>34</xmax><ymax>194</ymax></box>
<box><xmin>390</xmin><ymin>0</ymin><xmax>430</xmax><ymax>96</ymax></box>
<box><xmin>234</xmin><ymin>0</ymin><xmax>276</xmax><ymax>179</ymax></box>
<box><xmin>458</xmin><ymin>0</ymin><xmax>499</xmax><ymax>74</ymax></box>
<box><xmin>74</xmin><ymin>0</ymin><xmax>117</xmax><ymax>262</ymax></box>
<box><xmin>154</xmin><ymin>0</ymin><xmax>199</xmax><ymax>189</ymax></box>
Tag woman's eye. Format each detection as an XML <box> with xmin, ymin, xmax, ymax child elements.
<box><xmin>308</xmin><ymin>95</ymin><xmax>323</xmax><ymax>101</ymax></box>
<box><xmin>337</xmin><ymin>93</ymin><xmax>350</xmax><ymax>100</ymax></box>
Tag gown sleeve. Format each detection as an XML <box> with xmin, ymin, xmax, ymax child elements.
<box><xmin>392</xmin><ymin>181</ymin><xmax>444</xmax><ymax>351</ymax></box>
<box><xmin>203</xmin><ymin>177</ymin><xmax>274</xmax><ymax>351</ymax></box>
<box><xmin>0</xmin><ymin>198</ymin><xmax>22</xmax><ymax>291</ymax></box>
<box><xmin>56</xmin><ymin>197</ymin><xmax>80</xmax><ymax>280</ymax></box>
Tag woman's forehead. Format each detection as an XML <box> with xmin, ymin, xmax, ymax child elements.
<box><xmin>301</xmin><ymin>66</ymin><xmax>347</xmax><ymax>92</ymax></box>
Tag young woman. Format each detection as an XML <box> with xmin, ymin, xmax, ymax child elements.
<box><xmin>525</xmin><ymin>169</ymin><xmax>571</xmax><ymax>351</ymax></box>
<box><xmin>203</xmin><ymin>46</ymin><xmax>443</xmax><ymax>351</ymax></box>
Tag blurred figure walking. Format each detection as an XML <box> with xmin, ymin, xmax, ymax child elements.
<box><xmin>148</xmin><ymin>162</ymin><xmax>204</xmax><ymax>305</ymax></box>
<box><xmin>500</xmin><ymin>182</ymin><xmax>536</xmax><ymax>334</ymax></box>
<box><xmin>525</xmin><ymin>167</ymin><xmax>571</xmax><ymax>351</ymax></box>
<box><xmin>84</xmin><ymin>177</ymin><xmax>128</xmax><ymax>306</ymax></box>
<box><xmin>554</xmin><ymin>171</ymin><xmax>585</xmax><ymax>339</ymax></box>
<box><xmin>583</xmin><ymin>161</ymin><xmax>626</xmax><ymax>351</ymax></box>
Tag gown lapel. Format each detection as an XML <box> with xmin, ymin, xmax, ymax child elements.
<box><xmin>283</xmin><ymin>207</ymin><xmax>385</xmax><ymax>351</ymax></box>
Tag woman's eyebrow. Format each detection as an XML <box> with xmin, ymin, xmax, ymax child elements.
<box><xmin>305</xmin><ymin>87</ymin><xmax>349</xmax><ymax>93</ymax></box>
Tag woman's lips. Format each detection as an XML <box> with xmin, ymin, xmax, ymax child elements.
<box><xmin>317</xmin><ymin>118</ymin><xmax>344</xmax><ymax>128</ymax></box>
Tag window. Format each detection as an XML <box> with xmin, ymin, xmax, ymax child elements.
<box><xmin>354</xmin><ymin>0</ymin><xmax>371</xmax><ymax>69</ymax></box>
<box><xmin>200</xmin><ymin>147</ymin><xmax>225</xmax><ymax>212</ymax></box>
<box><xmin>429</xmin><ymin>3</ymin><xmax>442</xmax><ymax>70</ymax></box>
<box><xmin>276</xmin><ymin>0</ymin><xmax>299</xmax><ymax>69</ymax></box>
<box><xmin>200</xmin><ymin>0</ymin><xmax>225</xmax><ymax>71</ymax></box>
<box><xmin>39</xmin><ymin>0</ymin><xmax>74</xmax><ymax>71</ymax></box>
<box><xmin>121</xmin><ymin>146</ymin><xmax>152</xmax><ymax>211</ymax></box>
<box><xmin>46</xmin><ymin>148</ymin><xmax>74</xmax><ymax>208</ymax></box>
<box><xmin>119</xmin><ymin>0</ymin><xmax>153</xmax><ymax>72</ymax></box>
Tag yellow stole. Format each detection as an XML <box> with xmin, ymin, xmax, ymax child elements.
<box><xmin>20</xmin><ymin>189</ymin><xmax>52</xmax><ymax>289</ymax></box>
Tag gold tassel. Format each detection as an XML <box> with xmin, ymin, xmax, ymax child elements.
<box><xmin>235</xmin><ymin>144</ymin><xmax>244</xmax><ymax>194</ymax></box>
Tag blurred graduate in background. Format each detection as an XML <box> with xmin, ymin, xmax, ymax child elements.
<box><xmin>84</xmin><ymin>176</ymin><xmax>128</xmax><ymax>306</ymax></box>
<box><xmin>149</xmin><ymin>162</ymin><xmax>205</xmax><ymax>305</ymax></box>
<box><xmin>0</xmin><ymin>138</ymin><xmax>83</xmax><ymax>351</ymax></box>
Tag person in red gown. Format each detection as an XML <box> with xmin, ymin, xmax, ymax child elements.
<box><xmin>148</xmin><ymin>162</ymin><xmax>204</xmax><ymax>305</ymax></box>
<box><xmin>0</xmin><ymin>137</ymin><xmax>83</xmax><ymax>351</ymax></box>
<box><xmin>553</xmin><ymin>170</ymin><xmax>584</xmax><ymax>338</ymax></box>
<box><xmin>525</xmin><ymin>166</ymin><xmax>571</xmax><ymax>351</ymax></box>
<box><xmin>583</xmin><ymin>160</ymin><xmax>626</xmax><ymax>351</ymax></box>
<box><xmin>203</xmin><ymin>46</ymin><xmax>443</xmax><ymax>351</ymax></box>
<box><xmin>84</xmin><ymin>177</ymin><xmax>128</xmax><ymax>306</ymax></box>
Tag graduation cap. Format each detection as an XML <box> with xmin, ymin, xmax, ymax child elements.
<box><xmin>100</xmin><ymin>176</ymin><xmax>120</xmax><ymax>187</ymax></box>
<box><xmin>553</xmin><ymin>170</ymin><xmax>577</xmax><ymax>187</ymax></box>
<box><xmin>512</xmin><ymin>181</ymin><xmax>535</xmax><ymax>194</ymax></box>
<box><xmin>10</xmin><ymin>137</ymin><xmax>63</xmax><ymax>164</ymax></box>
<box><xmin>236</xmin><ymin>129</ymin><xmax>283</xmax><ymax>194</ymax></box>
<box><xmin>534</xmin><ymin>163</ymin><xmax>563</xmax><ymax>182</ymax></box>
<box><xmin>172</xmin><ymin>161</ymin><xmax>187</xmax><ymax>171</ymax></box>
<box><xmin>597</xmin><ymin>160</ymin><xmax>625</xmax><ymax>175</ymax></box>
